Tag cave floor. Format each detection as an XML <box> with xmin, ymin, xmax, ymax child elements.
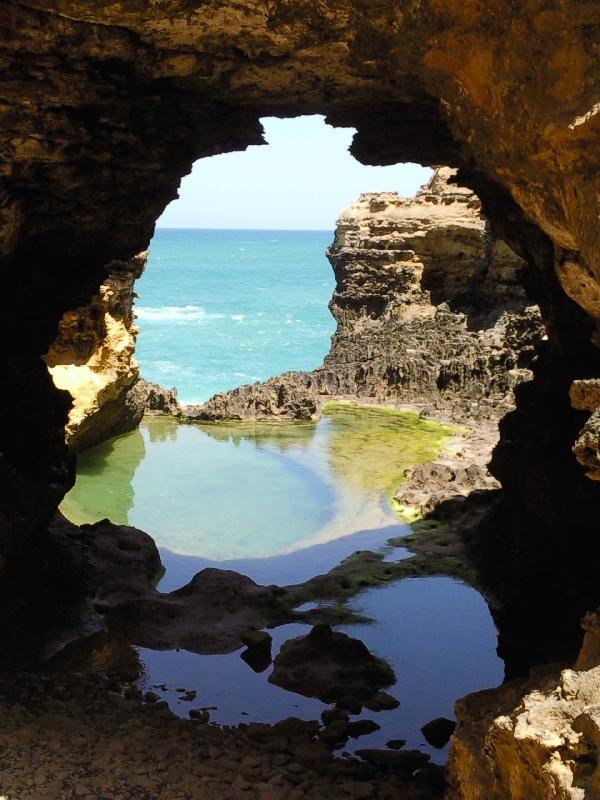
<box><xmin>0</xmin><ymin>671</ymin><xmax>442</xmax><ymax>800</ymax></box>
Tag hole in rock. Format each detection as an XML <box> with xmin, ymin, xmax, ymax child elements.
<box><xmin>49</xmin><ymin>115</ymin><xmax>504</xmax><ymax>763</ymax></box>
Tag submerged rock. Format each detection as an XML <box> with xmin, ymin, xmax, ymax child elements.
<box><xmin>268</xmin><ymin>624</ymin><xmax>395</xmax><ymax>704</ymax></box>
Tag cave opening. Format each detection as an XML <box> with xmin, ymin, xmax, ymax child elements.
<box><xmin>25</xmin><ymin>114</ymin><xmax>515</xmax><ymax>768</ymax></box>
<box><xmin>3</xmin><ymin>4</ymin><xmax>600</xmax><ymax>793</ymax></box>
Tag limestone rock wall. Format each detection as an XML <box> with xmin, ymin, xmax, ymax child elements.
<box><xmin>449</xmin><ymin>613</ymin><xmax>600</xmax><ymax>800</ymax></box>
<box><xmin>188</xmin><ymin>169</ymin><xmax>544</xmax><ymax>423</ymax></box>
<box><xmin>44</xmin><ymin>254</ymin><xmax>146</xmax><ymax>452</ymax></box>
<box><xmin>44</xmin><ymin>253</ymin><xmax>180</xmax><ymax>452</ymax></box>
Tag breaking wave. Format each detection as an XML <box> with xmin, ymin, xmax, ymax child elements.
<box><xmin>135</xmin><ymin>305</ymin><xmax>224</xmax><ymax>322</ymax></box>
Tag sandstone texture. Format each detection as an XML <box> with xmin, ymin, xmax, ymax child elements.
<box><xmin>44</xmin><ymin>253</ymin><xmax>147</xmax><ymax>453</ymax></box>
<box><xmin>1</xmin><ymin>0</ymin><xmax>599</xmax><ymax>588</ymax></box>
<box><xmin>44</xmin><ymin>253</ymin><xmax>180</xmax><ymax>453</ymax></box>
<box><xmin>570</xmin><ymin>379</ymin><xmax>600</xmax><ymax>481</ymax></box>
<box><xmin>187</xmin><ymin>168</ymin><xmax>544</xmax><ymax>424</ymax></box>
<box><xmin>2</xmin><ymin>6</ymin><xmax>600</xmax><ymax>800</ymax></box>
<box><xmin>449</xmin><ymin>614</ymin><xmax>600</xmax><ymax>800</ymax></box>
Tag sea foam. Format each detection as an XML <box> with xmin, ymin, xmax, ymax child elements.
<box><xmin>135</xmin><ymin>305</ymin><xmax>224</xmax><ymax>322</ymax></box>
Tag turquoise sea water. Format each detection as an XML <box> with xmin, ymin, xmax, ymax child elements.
<box><xmin>137</xmin><ymin>229</ymin><xmax>336</xmax><ymax>404</ymax></box>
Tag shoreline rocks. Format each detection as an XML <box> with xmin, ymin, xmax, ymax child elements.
<box><xmin>185</xmin><ymin>169</ymin><xmax>544</xmax><ymax>428</ymax></box>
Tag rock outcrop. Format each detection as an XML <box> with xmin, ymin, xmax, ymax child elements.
<box><xmin>449</xmin><ymin>613</ymin><xmax>600</xmax><ymax>800</ymax></box>
<box><xmin>44</xmin><ymin>253</ymin><xmax>148</xmax><ymax>453</ymax></box>
<box><xmin>187</xmin><ymin>169</ymin><xmax>544</xmax><ymax>424</ymax></box>
<box><xmin>1</xmin><ymin>0</ymin><xmax>600</xmax><ymax>581</ymax></box>
<box><xmin>268</xmin><ymin>623</ymin><xmax>395</xmax><ymax>705</ymax></box>
<box><xmin>45</xmin><ymin>255</ymin><xmax>180</xmax><ymax>452</ymax></box>
<box><xmin>570</xmin><ymin>379</ymin><xmax>600</xmax><ymax>481</ymax></box>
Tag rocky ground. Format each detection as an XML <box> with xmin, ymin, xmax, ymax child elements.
<box><xmin>0</xmin><ymin>671</ymin><xmax>444</xmax><ymax>800</ymax></box>
<box><xmin>0</xmin><ymin>516</ymin><xmax>456</xmax><ymax>800</ymax></box>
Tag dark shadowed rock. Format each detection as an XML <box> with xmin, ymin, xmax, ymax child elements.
<box><xmin>356</xmin><ymin>748</ymin><xmax>430</xmax><ymax>773</ymax></box>
<box><xmin>268</xmin><ymin>624</ymin><xmax>394</xmax><ymax>703</ymax></box>
<box><xmin>420</xmin><ymin>717</ymin><xmax>456</xmax><ymax>749</ymax></box>
<box><xmin>240</xmin><ymin>629</ymin><xmax>273</xmax><ymax>673</ymax></box>
<box><xmin>107</xmin><ymin>568</ymin><xmax>291</xmax><ymax>654</ymax></box>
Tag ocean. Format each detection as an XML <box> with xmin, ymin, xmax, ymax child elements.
<box><xmin>136</xmin><ymin>228</ymin><xmax>336</xmax><ymax>404</ymax></box>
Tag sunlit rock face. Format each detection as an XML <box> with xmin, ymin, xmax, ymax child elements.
<box><xmin>44</xmin><ymin>251</ymin><xmax>180</xmax><ymax>453</ymax></box>
<box><xmin>449</xmin><ymin>613</ymin><xmax>600</xmax><ymax>800</ymax></box>
<box><xmin>1</xmin><ymin>5</ymin><xmax>600</xmax><ymax>798</ymax></box>
<box><xmin>44</xmin><ymin>253</ymin><xmax>147</xmax><ymax>452</ymax></box>
<box><xmin>189</xmin><ymin>167</ymin><xmax>544</xmax><ymax>422</ymax></box>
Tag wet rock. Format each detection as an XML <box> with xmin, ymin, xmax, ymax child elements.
<box><xmin>321</xmin><ymin>707</ymin><xmax>349</xmax><ymax>726</ymax></box>
<box><xmin>319</xmin><ymin>719</ymin><xmax>350</xmax><ymax>746</ymax></box>
<box><xmin>144</xmin><ymin>691</ymin><xmax>160</xmax><ymax>703</ymax></box>
<box><xmin>189</xmin><ymin>709</ymin><xmax>210</xmax><ymax>723</ymax></box>
<box><xmin>336</xmin><ymin>696</ymin><xmax>364</xmax><ymax>715</ymax></box>
<box><xmin>107</xmin><ymin>568</ymin><xmax>291</xmax><ymax>655</ymax></box>
<box><xmin>347</xmin><ymin>720</ymin><xmax>380</xmax><ymax>738</ymax></box>
<box><xmin>355</xmin><ymin>748</ymin><xmax>430</xmax><ymax>773</ymax></box>
<box><xmin>386</xmin><ymin>739</ymin><xmax>407</xmax><ymax>750</ymax></box>
<box><xmin>240</xmin><ymin>629</ymin><xmax>272</xmax><ymax>649</ymax></box>
<box><xmin>137</xmin><ymin>379</ymin><xmax>181</xmax><ymax>416</ymax></box>
<box><xmin>364</xmin><ymin>691</ymin><xmax>399</xmax><ymax>711</ymax></box>
<box><xmin>268</xmin><ymin>625</ymin><xmax>394</xmax><ymax>703</ymax></box>
<box><xmin>420</xmin><ymin>717</ymin><xmax>455</xmax><ymax>749</ymax></box>
<box><xmin>240</xmin><ymin>629</ymin><xmax>273</xmax><ymax>673</ymax></box>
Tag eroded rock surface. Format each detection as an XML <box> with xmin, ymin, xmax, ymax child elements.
<box><xmin>570</xmin><ymin>379</ymin><xmax>600</xmax><ymax>481</ymax></box>
<box><xmin>44</xmin><ymin>253</ymin><xmax>147</xmax><ymax>452</ymax></box>
<box><xmin>44</xmin><ymin>254</ymin><xmax>181</xmax><ymax>452</ymax></box>
<box><xmin>2</xmin><ymin>6</ymin><xmax>600</xmax><ymax>800</ymax></box>
<box><xmin>187</xmin><ymin>169</ymin><xmax>544</xmax><ymax>424</ymax></box>
<box><xmin>449</xmin><ymin>614</ymin><xmax>600</xmax><ymax>800</ymax></box>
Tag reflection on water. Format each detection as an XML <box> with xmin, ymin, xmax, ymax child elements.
<box><xmin>57</xmin><ymin>406</ymin><xmax>503</xmax><ymax>764</ymax></box>
<box><xmin>136</xmin><ymin>578</ymin><xmax>503</xmax><ymax>764</ymax></box>
<box><xmin>61</xmin><ymin>404</ymin><xmax>452</xmax><ymax>565</ymax></box>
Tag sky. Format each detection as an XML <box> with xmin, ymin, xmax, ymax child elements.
<box><xmin>156</xmin><ymin>115</ymin><xmax>432</xmax><ymax>230</ymax></box>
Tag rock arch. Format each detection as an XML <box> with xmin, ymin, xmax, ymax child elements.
<box><xmin>2</xmin><ymin>1</ymin><xmax>599</xmax><ymax>585</ymax></box>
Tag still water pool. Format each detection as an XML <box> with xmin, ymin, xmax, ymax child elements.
<box><xmin>61</xmin><ymin>403</ymin><xmax>451</xmax><ymax>569</ymax></box>
<box><xmin>60</xmin><ymin>404</ymin><xmax>503</xmax><ymax>762</ymax></box>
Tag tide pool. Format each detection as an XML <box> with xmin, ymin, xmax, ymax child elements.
<box><xmin>59</xmin><ymin>406</ymin><xmax>503</xmax><ymax>762</ymax></box>
<box><xmin>60</xmin><ymin>404</ymin><xmax>452</xmax><ymax>571</ymax></box>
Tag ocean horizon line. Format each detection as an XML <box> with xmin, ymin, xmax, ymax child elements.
<box><xmin>154</xmin><ymin>226</ymin><xmax>334</xmax><ymax>233</ymax></box>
